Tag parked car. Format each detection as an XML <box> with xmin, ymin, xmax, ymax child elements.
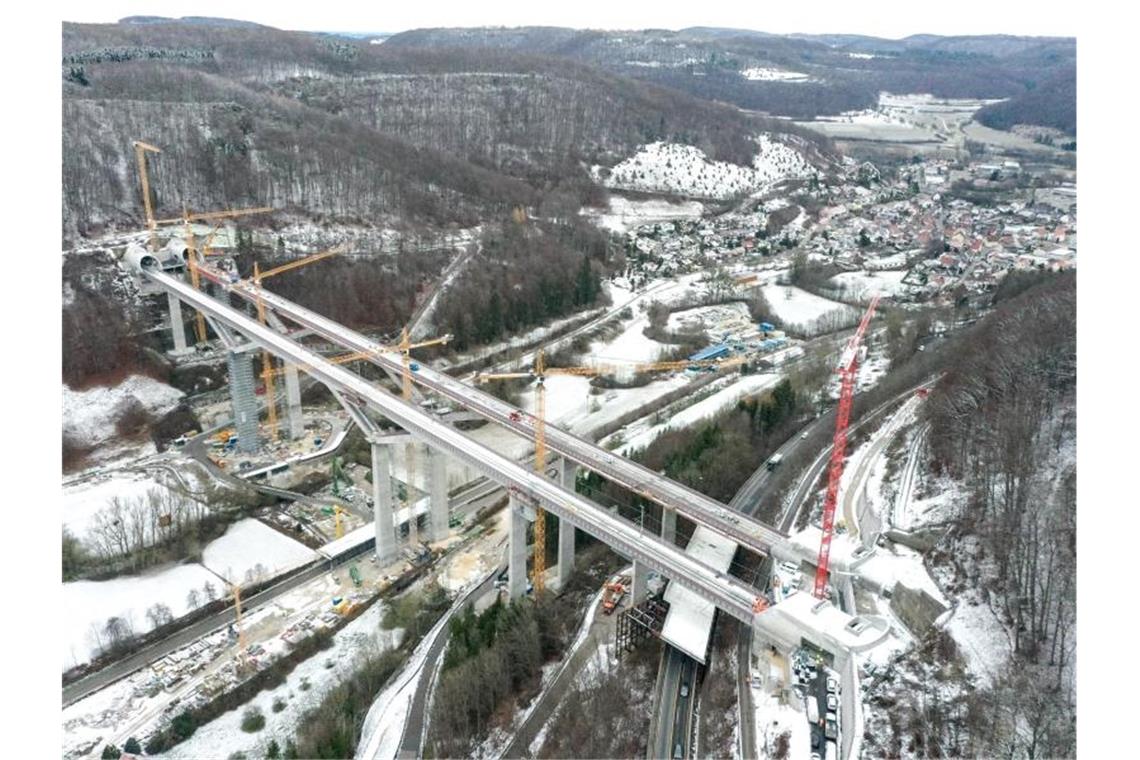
<box><xmin>826</xmin><ymin>676</ymin><xmax>839</xmax><ymax>693</ymax></box>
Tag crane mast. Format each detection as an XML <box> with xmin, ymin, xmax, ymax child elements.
<box><xmin>476</xmin><ymin>351</ymin><xmax>746</xmax><ymax>595</ymax></box>
<box><xmin>813</xmin><ymin>295</ymin><xmax>880</xmax><ymax>600</ymax></box>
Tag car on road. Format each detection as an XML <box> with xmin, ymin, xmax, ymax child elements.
<box><xmin>680</xmin><ymin>683</ymin><xmax>689</xmax><ymax>698</ymax></box>
<box><xmin>801</xmin><ymin>431</ymin><xmax>810</xmax><ymax>439</ymax></box>
<box><xmin>673</xmin><ymin>742</ymin><xmax>683</xmax><ymax>759</ymax></box>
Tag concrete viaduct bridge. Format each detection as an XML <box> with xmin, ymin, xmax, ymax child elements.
<box><xmin>140</xmin><ymin>261</ymin><xmax>801</xmax><ymax>629</ymax></box>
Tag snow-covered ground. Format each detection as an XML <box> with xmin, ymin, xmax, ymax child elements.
<box><xmin>829</xmin><ymin>270</ymin><xmax>910</xmax><ymax>299</ymax></box>
<box><xmin>666</xmin><ymin>301</ymin><xmax>756</xmax><ymax>340</ymax></box>
<box><xmin>581</xmin><ymin>195</ymin><xmax>705</xmax><ymax>234</ymax></box>
<box><xmin>596</xmin><ymin>134</ymin><xmax>813</xmax><ymax>200</ymax></box>
<box><xmin>162</xmin><ymin>602</ymin><xmax>405</xmax><ymax>760</ymax></box>
<box><xmin>741</xmin><ymin>67</ymin><xmax>816</xmax><ymax>83</ymax></box>
<box><xmin>63</xmin><ymin>375</ymin><xmax>184</xmax><ymax>448</ymax></box>
<box><xmin>615</xmin><ymin>373</ymin><xmax>780</xmax><ymax>454</ymax></box>
<box><xmin>945</xmin><ymin>597</ymin><xmax>1012</xmax><ymax>689</ymax></box>
<box><xmin>522</xmin><ymin>372</ymin><xmax>692</xmax><ymax>438</ymax></box>
<box><xmin>751</xmin><ymin>680</ymin><xmax>811</xmax><ymax>759</ymax></box>
<box><xmin>587</xmin><ymin>311</ymin><xmax>672</xmax><ymax>365</ymax></box>
<box><xmin>759</xmin><ymin>284</ymin><xmax>857</xmax><ymax>331</ymax></box>
<box><xmin>201</xmin><ymin>519</ymin><xmax>318</xmax><ymax>585</ymax></box>
<box><xmin>63</xmin><ymin>473</ymin><xmax>171</xmax><ymax>545</ymax></box>
<box><xmin>63</xmin><ymin>563</ymin><xmax>222</xmax><ymax>670</ymax></box>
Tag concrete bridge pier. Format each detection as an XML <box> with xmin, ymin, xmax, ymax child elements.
<box><xmin>557</xmin><ymin>459</ymin><xmax>579</xmax><ymax>587</ymax></box>
<box><xmin>428</xmin><ymin>446</ymin><xmax>450</xmax><ymax>542</ymax></box>
<box><xmin>509</xmin><ymin>496</ymin><xmax>530</xmax><ymax>599</ymax></box>
<box><xmin>282</xmin><ymin>363</ymin><xmax>304</xmax><ymax>439</ymax></box>
<box><xmin>661</xmin><ymin>507</ymin><xmax>677</xmax><ymax>546</ymax></box>
<box><xmin>167</xmin><ymin>292</ymin><xmax>190</xmax><ymax>354</ymax></box>
<box><xmin>631</xmin><ymin>559</ymin><xmax>649</xmax><ymax>604</ymax></box>
<box><xmin>225</xmin><ymin>350</ymin><xmax>260</xmax><ymax>454</ymax></box>
<box><xmin>370</xmin><ymin>440</ymin><xmax>398</xmax><ymax>565</ymax></box>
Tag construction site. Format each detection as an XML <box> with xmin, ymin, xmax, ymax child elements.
<box><xmin>58</xmin><ymin>23</ymin><xmax>1080</xmax><ymax>749</ymax></box>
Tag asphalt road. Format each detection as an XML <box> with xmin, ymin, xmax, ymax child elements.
<box><xmin>395</xmin><ymin>565</ymin><xmax>503</xmax><ymax>759</ymax></box>
<box><xmin>652</xmin><ymin>646</ymin><xmax>699</xmax><ymax>760</ymax></box>
<box><xmin>732</xmin><ymin>377</ymin><xmax>935</xmax><ymax>756</ymax></box>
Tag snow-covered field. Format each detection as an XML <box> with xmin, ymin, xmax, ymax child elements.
<box><xmin>597</xmin><ymin>134</ymin><xmax>813</xmax><ymax>199</ymax></box>
<box><xmin>63</xmin><ymin>563</ymin><xmax>222</xmax><ymax>670</ymax></box>
<box><xmin>616</xmin><ymin>373</ymin><xmax>780</xmax><ymax>454</ymax></box>
<box><xmin>829</xmin><ymin>270</ymin><xmax>910</xmax><ymax>299</ymax></box>
<box><xmin>63</xmin><ymin>473</ymin><xmax>170</xmax><ymax>544</ymax></box>
<box><xmin>588</xmin><ymin>311</ymin><xmax>672</xmax><ymax>365</ymax></box>
<box><xmin>63</xmin><ymin>375</ymin><xmax>184</xmax><ymax>448</ymax></box>
<box><xmin>201</xmin><ymin>519</ymin><xmax>318</xmax><ymax>585</ymax></box>
<box><xmin>64</xmin><ymin>517</ymin><xmax>320</xmax><ymax>669</ymax></box>
<box><xmin>161</xmin><ymin>601</ymin><xmax>404</xmax><ymax>760</ymax></box>
<box><xmin>741</xmin><ymin>67</ymin><xmax>815</xmax><ymax>82</ymax></box>
<box><xmin>522</xmin><ymin>373</ymin><xmax>692</xmax><ymax>438</ymax></box>
<box><xmin>581</xmin><ymin>195</ymin><xmax>705</xmax><ymax>234</ymax></box>
<box><xmin>759</xmin><ymin>284</ymin><xmax>857</xmax><ymax>331</ymax></box>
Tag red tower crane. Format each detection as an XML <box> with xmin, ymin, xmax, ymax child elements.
<box><xmin>813</xmin><ymin>294</ymin><xmax>881</xmax><ymax>600</ymax></box>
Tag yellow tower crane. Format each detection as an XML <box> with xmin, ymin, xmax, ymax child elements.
<box><xmin>132</xmin><ymin>141</ymin><xmax>162</xmax><ymax>252</ymax></box>
<box><xmin>260</xmin><ymin>332</ymin><xmax>453</xmax><ymax>381</ymax></box>
<box><xmin>249</xmin><ymin>244</ymin><xmax>347</xmax><ymax>442</ymax></box>
<box><xmin>475</xmin><ymin>351</ymin><xmax>746</xmax><ymax>594</ymax></box>
<box><xmin>130</xmin><ymin>139</ymin><xmax>272</xmax><ymax>343</ymax></box>
<box><xmin>230</xmin><ymin>582</ymin><xmax>247</xmax><ymax>657</ymax></box>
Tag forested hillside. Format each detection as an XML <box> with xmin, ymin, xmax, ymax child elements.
<box><xmin>385</xmin><ymin>27</ymin><xmax>1075</xmax><ymax>120</ymax></box>
<box><xmin>63</xmin><ymin>21</ymin><xmax>822</xmax><ymax>241</ymax></box>
<box><xmin>975</xmin><ymin>65</ymin><xmax>1077</xmax><ymax>136</ymax></box>
<box><xmin>918</xmin><ymin>272</ymin><xmax>1076</xmax><ymax>757</ymax></box>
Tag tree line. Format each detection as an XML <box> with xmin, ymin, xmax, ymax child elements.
<box><xmin>432</xmin><ymin>220</ymin><xmax>608</xmax><ymax>352</ymax></box>
<box><xmin>922</xmin><ymin>272</ymin><xmax>1075</xmax><ymax>756</ymax></box>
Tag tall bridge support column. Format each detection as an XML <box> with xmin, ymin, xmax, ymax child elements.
<box><xmin>661</xmin><ymin>508</ymin><xmax>677</xmax><ymax>546</ymax></box>
<box><xmin>557</xmin><ymin>459</ymin><xmax>578</xmax><ymax>587</ymax></box>
<box><xmin>282</xmin><ymin>363</ymin><xmax>304</xmax><ymax>440</ymax></box>
<box><xmin>557</xmin><ymin>517</ymin><xmax>575</xmax><ymax>588</ymax></box>
<box><xmin>428</xmin><ymin>446</ymin><xmax>449</xmax><ymax>542</ymax></box>
<box><xmin>226</xmin><ymin>350</ymin><xmax>260</xmax><ymax>454</ymax></box>
<box><xmin>508</xmin><ymin>497</ymin><xmax>529</xmax><ymax>600</ymax></box>
<box><xmin>371</xmin><ymin>441</ymin><xmax>398</xmax><ymax>565</ymax></box>
<box><xmin>167</xmin><ymin>292</ymin><xmax>189</xmax><ymax>354</ymax></box>
<box><xmin>631</xmin><ymin>559</ymin><xmax>648</xmax><ymax>605</ymax></box>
